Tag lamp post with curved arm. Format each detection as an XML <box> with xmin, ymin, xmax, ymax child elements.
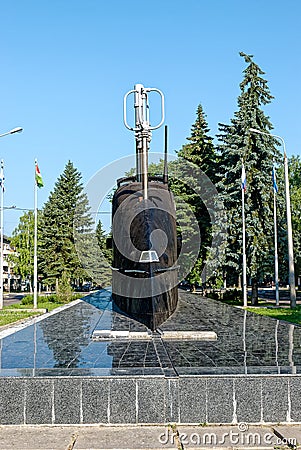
<box><xmin>0</xmin><ymin>127</ymin><xmax>23</xmax><ymax>138</ymax></box>
<box><xmin>249</xmin><ymin>128</ymin><xmax>296</xmax><ymax>308</ymax></box>
<box><xmin>0</xmin><ymin>127</ymin><xmax>23</xmax><ymax>309</ymax></box>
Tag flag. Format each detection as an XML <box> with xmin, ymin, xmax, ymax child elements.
<box><xmin>241</xmin><ymin>164</ymin><xmax>247</xmax><ymax>192</ymax></box>
<box><xmin>272</xmin><ymin>166</ymin><xmax>278</xmax><ymax>194</ymax></box>
<box><xmin>0</xmin><ymin>165</ymin><xmax>4</xmax><ymax>191</ymax></box>
<box><xmin>35</xmin><ymin>163</ymin><xmax>44</xmax><ymax>188</ymax></box>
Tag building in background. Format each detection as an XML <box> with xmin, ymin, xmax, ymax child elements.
<box><xmin>2</xmin><ymin>236</ymin><xmax>20</xmax><ymax>292</ymax></box>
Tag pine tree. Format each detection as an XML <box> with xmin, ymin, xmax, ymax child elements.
<box><xmin>174</xmin><ymin>104</ymin><xmax>217</xmax><ymax>288</ymax></box>
<box><xmin>39</xmin><ymin>161</ymin><xmax>92</xmax><ymax>288</ymax></box>
<box><xmin>178</xmin><ymin>104</ymin><xmax>216</xmax><ymax>180</ymax></box>
<box><xmin>96</xmin><ymin>220</ymin><xmax>112</xmax><ymax>262</ymax></box>
<box><xmin>217</xmin><ymin>52</ymin><xmax>281</xmax><ymax>304</ymax></box>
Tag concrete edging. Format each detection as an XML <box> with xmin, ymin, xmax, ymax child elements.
<box><xmin>1</xmin><ymin>374</ymin><xmax>301</xmax><ymax>425</ymax></box>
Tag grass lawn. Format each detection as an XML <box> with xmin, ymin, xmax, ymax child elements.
<box><xmin>246</xmin><ymin>306</ymin><xmax>301</xmax><ymax>325</ymax></box>
<box><xmin>0</xmin><ymin>301</ymin><xmax>64</xmax><ymax>327</ymax></box>
<box><xmin>5</xmin><ymin>300</ymin><xmax>67</xmax><ymax>312</ymax></box>
<box><xmin>210</xmin><ymin>293</ymin><xmax>301</xmax><ymax>325</ymax></box>
<box><xmin>0</xmin><ymin>294</ymin><xmax>82</xmax><ymax>327</ymax></box>
<box><xmin>0</xmin><ymin>309</ymin><xmax>42</xmax><ymax>327</ymax></box>
<box><xmin>217</xmin><ymin>297</ymin><xmax>270</xmax><ymax>308</ymax></box>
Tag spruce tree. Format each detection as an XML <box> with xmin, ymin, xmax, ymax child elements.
<box><xmin>178</xmin><ymin>104</ymin><xmax>216</xmax><ymax>180</ymax></box>
<box><xmin>96</xmin><ymin>220</ymin><xmax>112</xmax><ymax>261</ymax></box>
<box><xmin>39</xmin><ymin>161</ymin><xmax>92</xmax><ymax>288</ymax></box>
<box><xmin>175</xmin><ymin>104</ymin><xmax>217</xmax><ymax>288</ymax></box>
<box><xmin>217</xmin><ymin>52</ymin><xmax>281</xmax><ymax>304</ymax></box>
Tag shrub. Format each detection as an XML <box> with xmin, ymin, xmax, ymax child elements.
<box><xmin>207</xmin><ymin>291</ymin><xmax>220</xmax><ymax>300</ymax></box>
<box><xmin>45</xmin><ymin>294</ymin><xmax>59</xmax><ymax>303</ymax></box>
<box><xmin>21</xmin><ymin>295</ymin><xmax>34</xmax><ymax>305</ymax></box>
<box><xmin>57</xmin><ymin>272</ymin><xmax>73</xmax><ymax>303</ymax></box>
<box><xmin>222</xmin><ymin>288</ymin><xmax>243</xmax><ymax>303</ymax></box>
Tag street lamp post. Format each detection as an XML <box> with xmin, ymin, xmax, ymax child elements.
<box><xmin>0</xmin><ymin>127</ymin><xmax>23</xmax><ymax>309</ymax></box>
<box><xmin>0</xmin><ymin>127</ymin><xmax>23</xmax><ymax>139</ymax></box>
<box><xmin>249</xmin><ymin>128</ymin><xmax>296</xmax><ymax>308</ymax></box>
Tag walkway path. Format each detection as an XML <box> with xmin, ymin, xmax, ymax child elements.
<box><xmin>0</xmin><ymin>424</ymin><xmax>301</xmax><ymax>449</ymax></box>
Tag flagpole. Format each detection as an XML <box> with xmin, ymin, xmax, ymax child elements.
<box><xmin>0</xmin><ymin>160</ymin><xmax>4</xmax><ymax>310</ymax></box>
<box><xmin>249</xmin><ymin>128</ymin><xmax>296</xmax><ymax>308</ymax></box>
<box><xmin>33</xmin><ymin>159</ymin><xmax>38</xmax><ymax>309</ymax></box>
<box><xmin>273</xmin><ymin>166</ymin><xmax>279</xmax><ymax>306</ymax></box>
<box><xmin>274</xmin><ymin>188</ymin><xmax>279</xmax><ymax>306</ymax></box>
<box><xmin>242</xmin><ymin>160</ymin><xmax>247</xmax><ymax>307</ymax></box>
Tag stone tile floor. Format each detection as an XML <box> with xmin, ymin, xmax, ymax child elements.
<box><xmin>0</xmin><ymin>289</ymin><xmax>300</xmax><ymax>377</ymax></box>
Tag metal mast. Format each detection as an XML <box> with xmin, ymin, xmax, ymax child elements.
<box><xmin>124</xmin><ymin>84</ymin><xmax>165</xmax><ymax>199</ymax></box>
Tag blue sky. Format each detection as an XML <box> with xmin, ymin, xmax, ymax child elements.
<box><xmin>1</xmin><ymin>0</ymin><xmax>300</xmax><ymax>235</ymax></box>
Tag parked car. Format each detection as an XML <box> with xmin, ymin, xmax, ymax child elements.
<box><xmin>74</xmin><ymin>283</ymin><xmax>92</xmax><ymax>292</ymax></box>
<box><xmin>178</xmin><ymin>280</ymin><xmax>191</xmax><ymax>291</ymax></box>
<box><xmin>82</xmin><ymin>283</ymin><xmax>92</xmax><ymax>292</ymax></box>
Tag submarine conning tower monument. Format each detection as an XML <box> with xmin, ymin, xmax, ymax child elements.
<box><xmin>111</xmin><ymin>84</ymin><xmax>178</xmax><ymax>331</ymax></box>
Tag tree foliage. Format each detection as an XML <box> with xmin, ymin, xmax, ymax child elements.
<box><xmin>9</xmin><ymin>211</ymin><xmax>37</xmax><ymax>284</ymax></box>
<box><xmin>217</xmin><ymin>52</ymin><xmax>281</xmax><ymax>303</ymax></box>
<box><xmin>174</xmin><ymin>104</ymin><xmax>218</xmax><ymax>286</ymax></box>
<box><xmin>39</xmin><ymin>161</ymin><xmax>92</xmax><ymax>287</ymax></box>
<box><xmin>96</xmin><ymin>220</ymin><xmax>112</xmax><ymax>263</ymax></box>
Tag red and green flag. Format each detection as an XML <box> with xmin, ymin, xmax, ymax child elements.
<box><xmin>35</xmin><ymin>162</ymin><xmax>44</xmax><ymax>188</ymax></box>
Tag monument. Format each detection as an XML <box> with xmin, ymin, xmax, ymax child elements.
<box><xmin>0</xmin><ymin>86</ymin><xmax>300</xmax><ymax>428</ymax></box>
<box><xmin>111</xmin><ymin>84</ymin><xmax>178</xmax><ymax>330</ymax></box>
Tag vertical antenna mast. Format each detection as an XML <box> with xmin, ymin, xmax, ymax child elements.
<box><xmin>134</xmin><ymin>84</ymin><xmax>144</xmax><ymax>184</ymax></box>
<box><xmin>163</xmin><ymin>125</ymin><xmax>168</xmax><ymax>184</ymax></box>
<box><xmin>123</xmin><ymin>84</ymin><xmax>165</xmax><ymax>199</ymax></box>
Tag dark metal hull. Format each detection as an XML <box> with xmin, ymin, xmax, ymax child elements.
<box><xmin>111</xmin><ymin>180</ymin><xmax>178</xmax><ymax>330</ymax></box>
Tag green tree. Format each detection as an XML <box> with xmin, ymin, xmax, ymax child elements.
<box><xmin>76</xmin><ymin>219</ymin><xmax>112</xmax><ymax>287</ymax></box>
<box><xmin>174</xmin><ymin>104</ymin><xmax>217</xmax><ymax>287</ymax></box>
<box><xmin>96</xmin><ymin>220</ymin><xmax>112</xmax><ymax>263</ymax></box>
<box><xmin>9</xmin><ymin>211</ymin><xmax>38</xmax><ymax>287</ymax></box>
<box><xmin>177</xmin><ymin>104</ymin><xmax>216</xmax><ymax>179</ymax></box>
<box><xmin>217</xmin><ymin>52</ymin><xmax>281</xmax><ymax>304</ymax></box>
<box><xmin>39</xmin><ymin>161</ymin><xmax>92</xmax><ymax>288</ymax></box>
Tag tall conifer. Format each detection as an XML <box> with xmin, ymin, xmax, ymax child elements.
<box><xmin>217</xmin><ymin>52</ymin><xmax>281</xmax><ymax>303</ymax></box>
<box><xmin>39</xmin><ymin>161</ymin><xmax>92</xmax><ymax>287</ymax></box>
<box><xmin>175</xmin><ymin>104</ymin><xmax>217</xmax><ymax>287</ymax></box>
